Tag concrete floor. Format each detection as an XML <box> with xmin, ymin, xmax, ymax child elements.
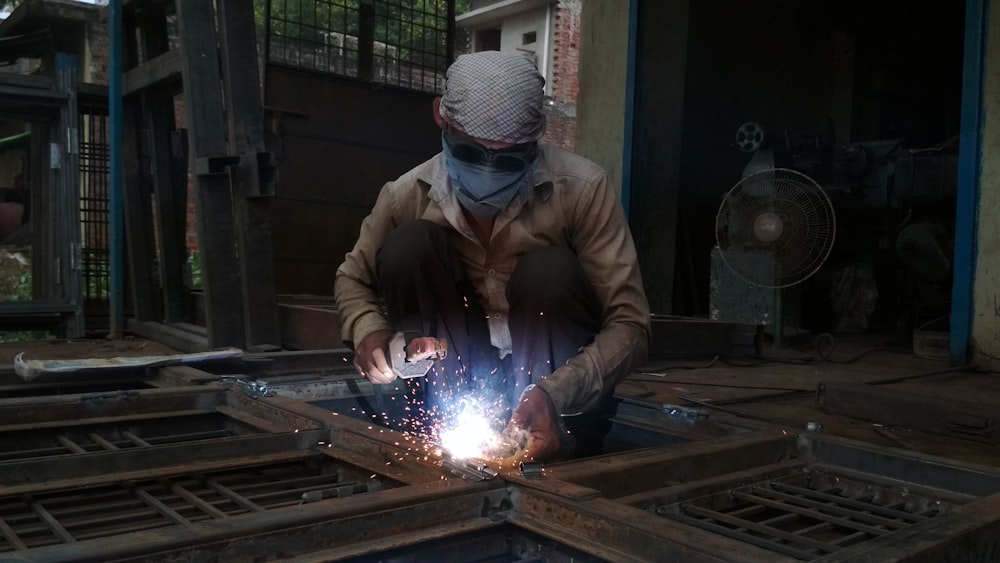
<box><xmin>619</xmin><ymin>331</ymin><xmax>1000</xmax><ymax>468</ymax></box>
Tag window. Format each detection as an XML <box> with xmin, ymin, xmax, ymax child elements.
<box><xmin>522</xmin><ymin>31</ymin><xmax>536</xmax><ymax>45</ymax></box>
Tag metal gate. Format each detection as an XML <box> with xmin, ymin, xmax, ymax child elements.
<box><xmin>79</xmin><ymin>108</ymin><xmax>110</xmax><ymax>325</ymax></box>
<box><xmin>262</xmin><ymin>0</ymin><xmax>453</xmax><ymax>297</ymax></box>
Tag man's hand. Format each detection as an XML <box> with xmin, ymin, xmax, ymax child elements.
<box><xmin>354</xmin><ymin>329</ymin><xmax>397</xmax><ymax>384</ymax></box>
<box><xmin>493</xmin><ymin>386</ymin><xmax>561</xmax><ymax>467</ymax></box>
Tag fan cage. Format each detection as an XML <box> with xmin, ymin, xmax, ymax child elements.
<box><xmin>715</xmin><ymin>168</ymin><xmax>836</xmax><ymax>289</ymax></box>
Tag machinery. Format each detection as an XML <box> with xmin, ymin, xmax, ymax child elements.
<box><xmin>715</xmin><ymin>119</ymin><xmax>957</xmax><ymax>342</ymax></box>
<box><xmin>713</xmin><ymin>167</ymin><xmax>837</xmax><ymax>346</ymax></box>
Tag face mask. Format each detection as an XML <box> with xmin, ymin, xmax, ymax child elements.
<box><xmin>442</xmin><ymin>134</ymin><xmax>537</xmax><ymax>217</ymax></box>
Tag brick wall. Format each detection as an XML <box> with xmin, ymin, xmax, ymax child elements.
<box><xmin>85</xmin><ymin>21</ymin><xmax>109</xmax><ymax>84</ymax></box>
<box><xmin>540</xmin><ymin>0</ymin><xmax>581</xmax><ymax>152</ymax></box>
<box><xmin>172</xmin><ymin>98</ymin><xmax>199</xmax><ymax>255</ymax></box>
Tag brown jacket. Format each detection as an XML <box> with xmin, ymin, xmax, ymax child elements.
<box><xmin>335</xmin><ymin>144</ymin><xmax>650</xmax><ymax>415</ymax></box>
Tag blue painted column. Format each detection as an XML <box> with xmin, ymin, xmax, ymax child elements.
<box><xmin>951</xmin><ymin>0</ymin><xmax>988</xmax><ymax>365</ymax></box>
<box><xmin>108</xmin><ymin>0</ymin><xmax>125</xmax><ymax>336</ymax></box>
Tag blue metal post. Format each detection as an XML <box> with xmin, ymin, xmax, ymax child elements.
<box><xmin>108</xmin><ymin>0</ymin><xmax>125</xmax><ymax>336</ymax></box>
<box><xmin>621</xmin><ymin>0</ymin><xmax>638</xmax><ymax>216</ymax></box>
<box><xmin>951</xmin><ymin>0</ymin><xmax>988</xmax><ymax>365</ymax></box>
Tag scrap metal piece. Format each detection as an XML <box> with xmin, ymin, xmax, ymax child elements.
<box><xmin>519</xmin><ymin>461</ymin><xmax>544</xmax><ymax>479</ymax></box>
<box><xmin>220</xmin><ymin>375</ymin><xmax>274</xmax><ymax>399</ymax></box>
<box><xmin>441</xmin><ymin>456</ymin><xmax>498</xmax><ymax>481</ymax></box>
<box><xmin>661</xmin><ymin>403</ymin><xmax>710</xmax><ymax>424</ymax></box>
<box><xmin>14</xmin><ymin>347</ymin><xmax>243</xmax><ymax>382</ymax></box>
<box><xmin>817</xmin><ymin>382</ymin><xmax>999</xmax><ymax>442</ymax></box>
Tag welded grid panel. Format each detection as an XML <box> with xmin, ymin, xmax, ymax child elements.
<box><xmin>78</xmin><ymin>110</ymin><xmax>110</xmax><ymax>308</ymax></box>
<box><xmin>266</xmin><ymin>0</ymin><xmax>451</xmax><ymax>93</ymax></box>
<box><xmin>372</xmin><ymin>0</ymin><xmax>449</xmax><ymax>92</ymax></box>
<box><xmin>0</xmin><ymin>458</ymin><xmax>386</xmax><ymax>553</ymax></box>
<box><xmin>0</xmin><ymin>412</ymin><xmax>256</xmax><ymax>462</ymax></box>
<box><xmin>268</xmin><ymin>0</ymin><xmax>363</xmax><ymax>76</ymax></box>
<box><xmin>657</xmin><ymin>468</ymin><xmax>956</xmax><ymax>561</ymax></box>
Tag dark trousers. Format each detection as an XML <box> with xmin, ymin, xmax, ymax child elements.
<box><xmin>376</xmin><ymin>220</ymin><xmax>608</xmax><ymax>457</ymax></box>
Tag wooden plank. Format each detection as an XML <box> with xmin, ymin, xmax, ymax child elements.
<box><xmin>175</xmin><ymin>0</ymin><xmax>245</xmax><ymax>348</ymax></box>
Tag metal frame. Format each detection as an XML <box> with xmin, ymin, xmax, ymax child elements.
<box><xmin>2</xmin><ymin>357</ymin><xmax>1000</xmax><ymax>561</ymax></box>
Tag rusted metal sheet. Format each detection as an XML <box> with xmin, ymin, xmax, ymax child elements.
<box><xmin>817</xmin><ymin>381</ymin><xmax>1000</xmax><ymax>443</ymax></box>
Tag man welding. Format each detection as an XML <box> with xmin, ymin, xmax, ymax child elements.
<box><xmin>334</xmin><ymin>51</ymin><xmax>650</xmax><ymax>465</ymax></box>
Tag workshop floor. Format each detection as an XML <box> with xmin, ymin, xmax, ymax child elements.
<box><xmin>619</xmin><ymin>331</ymin><xmax>1000</xmax><ymax>468</ymax></box>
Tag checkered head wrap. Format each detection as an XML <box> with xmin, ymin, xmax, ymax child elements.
<box><xmin>439</xmin><ymin>51</ymin><xmax>546</xmax><ymax>144</ymax></box>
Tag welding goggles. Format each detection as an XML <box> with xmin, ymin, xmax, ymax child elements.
<box><xmin>443</xmin><ymin>132</ymin><xmax>538</xmax><ymax>173</ymax></box>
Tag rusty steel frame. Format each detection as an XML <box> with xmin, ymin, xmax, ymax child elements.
<box><xmin>2</xmin><ymin>364</ymin><xmax>1000</xmax><ymax>561</ymax></box>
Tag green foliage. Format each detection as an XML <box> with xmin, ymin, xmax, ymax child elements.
<box><xmin>255</xmin><ymin>0</ymin><xmax>463</xmax><ymax>59</ymax></box>
<box><xmin>187</xmin><ymin>252</ymin><xmax>202</xmax><ymax>290</ymax></box>
<box><xmin>0</xmin><ymin>270</ymin><xmax>46</xmax><ymax>343</ymax></box>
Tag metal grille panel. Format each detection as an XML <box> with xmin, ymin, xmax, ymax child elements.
<box><xmin>79</xmin><ymin>109</ymin><xmax>110</xmax><ymax>312</ymax></box>
<box><xmin>658</xmin><ymin>468</ymin><xmax>957</xmax><ymax>561</ymax></box>
<box><xmin>1</xmin><ymin>412</ymin><xmax>265</xmax><ymax>462</ymax></box>
<box><xmin>266</xmin><ymin>0</ymin><xmax>451</xmax><ymax>93</ymax></box>
<box><xmin>0</xmin><ymin>458</ymin><xmax>386</xmax><ymax>553</ymax></box>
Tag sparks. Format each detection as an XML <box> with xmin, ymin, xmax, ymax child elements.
<box><xmin>438</xmin><ymin>405</ymin><xmax>498</xmax><ymax>460</ymax></box>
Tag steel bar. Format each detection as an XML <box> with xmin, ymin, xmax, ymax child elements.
<box><xmin>56</xmin><ymin>436</ymin><xmax>86</xmax><ymax>454</ymax></box>
<box><xmin>23</xmin><ymin>496</ymin><xmax>74</xmax><ymax>544</ymax></box>
<box><xmin>686</xmin><ymin>503</ymin><xmax>843</xmax><ymax>552</ymax></box>
<box><xmin>175</xmin><ymin>0</ymin><xmax>245</xmax><ymax>348</ymax></box>
<box><xmin>0</xmin><ymin>431</ymin><xmax>324</xmax><ymax>496</ymax></box>
<box><xmin>0</xmin><ymin>516</ymin><xmax>27</xmax><ymax>551</ymax></box>
<box><xmin>616</xmin><ymin>459</ymin><xmax>802</xmax><ymax>507</ymax></box>
<box><xmin>511</xmin><ymin>490</ymin><xmax>793</xmax><ymax>562</ymax></box>
<box><xmin>196</xmin><ymin>475</ymin><xmax>265</xmax><ymax>513</ymax></box>
<box><xmin>542</xmin><ymin>431</ymin><xmax>795</xmax><ymax>499</ymax></box>
<box><xmin>88</xmin><ymin>433</ymin><xmax>120</xmax><ymax>451</ymax></box>
<box><xmin>1</xmin><ymin>428</ymin><xmax>236</xmax><ymax>463</ymax></box>
<box><xmin>727</xmin><ymin>492</ymin><xmax>893</xmax><ymax>536</ymax></box>
<box><xmin>0</xmin><ymin>409</ymin><xmax>215</xmax><ymax>434</ymax></box>
<box><xmin>770</xmin><ymin>481</ymin><xmax>927</xmax><ymax>523</ymax></box>
<box><xmin>127</xmin><ymin>484</ymin><xmax>190</xmax><ymax>526</ymax></box>
<box><xmin>668</xmin><ymin>510</ymin><xmax>822</xmax><ymax>560</ymax></box>
<box><xmin>134</xmin><ymin>429</ymin><xmax>233</xmax><ymax>445</ymax></box>
<box><xmin>121</xmin><ymin>431</ymin><xmax>150</xmax><ymax>447</ymax></box>
<box><xmin>803</xmin><ymin>434</ymin><xmax>1000</xmax><ymax>499</ymax></box>
<box><xmin>11</xmin><ymin>481</ymin><xmax>504</xmax><ymax>562</ymax></box>
<box><xmin>215</xmin><ymin>406</ymin><xmax>288</xmax><ymax>433</ymax></box>
<box><xmin>0</xmin><ymin>447</ymin><xmax>73</xmax><ymax>461</ymax></box>
<box><xmin>160</xmin><ymin>479</ymin><xmax>228</xmax><ymax>519</ymax></box>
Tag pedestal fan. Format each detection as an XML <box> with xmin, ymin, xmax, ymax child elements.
<box><xmin>715</xmin><ymin>168</ymin><xmax>836</xmax><ymax>347</ymax></box>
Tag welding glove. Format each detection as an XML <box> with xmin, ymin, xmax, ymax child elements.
<box><xmin>493</xmin><ymin>385</ymin><xmax>562</xmax><ymax>466</ymax></box>
<box><xmin>353</xmin><ymin>329</ymin><xmax>397</xmax><ymax>384</ymax></box>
